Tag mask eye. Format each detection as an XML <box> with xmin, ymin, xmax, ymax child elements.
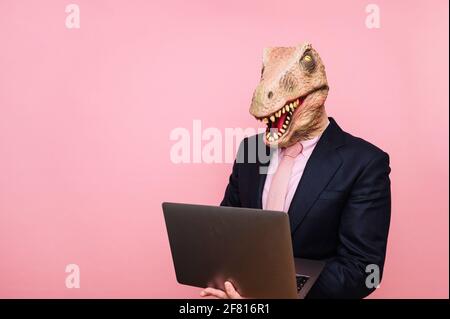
<box><xmin>300</xmin><ymin>53</ymin><xmax>316</xmax><ymax>72</ymax></box>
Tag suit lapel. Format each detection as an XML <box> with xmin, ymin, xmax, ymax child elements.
<box><xmin>287</xmin><ymin>118</ymin><xmax>345</xmax><ymax>233</ymax></box>
<box><xmin>251</xmin><ymin>135</ymin><xmax>272</xmax><ymax>209</ymax></box>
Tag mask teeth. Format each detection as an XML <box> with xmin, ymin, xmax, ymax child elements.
<box><xmin>260</xmin><ymin>98</ymin><xmax>300</xmax><ymax>142</ymax></box>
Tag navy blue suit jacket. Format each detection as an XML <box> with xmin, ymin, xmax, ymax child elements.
<box><xmin>221</xmin><ymin>118</ymin><xmax>391</xmax><ymax>299</ymax></box>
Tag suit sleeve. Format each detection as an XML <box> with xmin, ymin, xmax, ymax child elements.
<box><xmin>220</xmin><ymin>139</ymin><xmax>245</xmax><ymax>207</ymax></box>
<box><xmin>307</xmin><ymin>152</ymin><xmax>391</xmax><ymax>299</ymax></box>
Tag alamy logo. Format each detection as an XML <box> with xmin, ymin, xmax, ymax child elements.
<box><xmin>65</xmin><ymin>4</ymin><xmax>80</xmax><ymax>29</ymax></box>
<box><xmin>365</xmin><ymin>264</ymin><xmax>380</xmax><ymax>288</ymax></box>
<box><xmin>365</xmin><ymin>4</ymin><xmax>381</xmax><ymax>29</ymax></box>
<box><xmin>169</xmin><ymin>120</ymin><xmax>280</xmax><ymax>174</ymax></box>
<box><xmin>65</xmin><ymin>264</ymin><xmax>80</xmax><ymax>288</ymax></box>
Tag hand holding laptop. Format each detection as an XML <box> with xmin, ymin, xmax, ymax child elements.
<box><xmin>162</xmin><ymin>202</ymin><xmax>324</xmax><ymax>299</ymax></box>
<box><xmin>200</xmin><ymin>281</ymin><xmax>243</xmax><ymax>299</ymax></box>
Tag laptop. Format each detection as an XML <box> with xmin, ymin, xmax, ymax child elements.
<box><xmin>162</xmin><ymin>202</ymin><xmax>325</xmax><ymax>299</ymax></box>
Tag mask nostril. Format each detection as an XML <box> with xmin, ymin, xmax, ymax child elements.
<box><xmin>267</xmin><ymin>91</ymin><xmax>273</xmax><ymax>99</ymax></box>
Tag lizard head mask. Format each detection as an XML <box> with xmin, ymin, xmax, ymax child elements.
<box><xmin>249</xmin><ymin>42</ymin><xmax>329</xmax><ymax>148</ymax></box>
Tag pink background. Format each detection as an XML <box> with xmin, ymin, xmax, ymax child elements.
<box><xmin>0</xmin><ymin>0</ymin><xmax>448</xmax><ymax>298</ymax></box>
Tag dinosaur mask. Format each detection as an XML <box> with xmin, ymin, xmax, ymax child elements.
<box><xmin>250</xmin><ymin>42</ymin><xmax>329</xmax><ymax>148</ymax></box>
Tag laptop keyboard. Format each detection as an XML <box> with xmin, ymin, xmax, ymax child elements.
<box><xmin>296</xmin><ymin>275</ymin><xmax>310</xmax><ymax>292</ymax></box>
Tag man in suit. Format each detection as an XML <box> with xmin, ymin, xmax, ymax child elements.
<box><xmin>200</xmin><ymin>43</ymin><xmax>391</xmax><ymax>299</ymax></box>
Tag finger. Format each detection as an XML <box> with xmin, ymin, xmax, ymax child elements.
<box><xmin>201</xmin><ymin>287</ymin><xmax>228</xmax><ymax>299</ymax></box>
<box><xmin>224</xmin><ymin>281</ymin><xmax>241</xmax><ymax>299</ymax></box>
<box><xmin>202</xmin><ymin>288</ymin><xmax>228</xmax><ymax>299</ymax></box>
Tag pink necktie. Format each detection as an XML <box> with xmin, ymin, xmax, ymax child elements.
<box><xmin>266</xmin><ymin>143</ymin><xmax>303</xmax><ymax>212</ymax></box>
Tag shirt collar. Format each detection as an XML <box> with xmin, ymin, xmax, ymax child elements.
<box><xmin>278</xmin><ymin>120</ymin><xmax>329</xmax><ymax>157</ymax></box>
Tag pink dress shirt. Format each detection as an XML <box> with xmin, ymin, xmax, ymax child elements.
<box><xmin>262</xmin><ymin>122</ymin><xmax>328</xmax><ymax>212</ymax></box>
